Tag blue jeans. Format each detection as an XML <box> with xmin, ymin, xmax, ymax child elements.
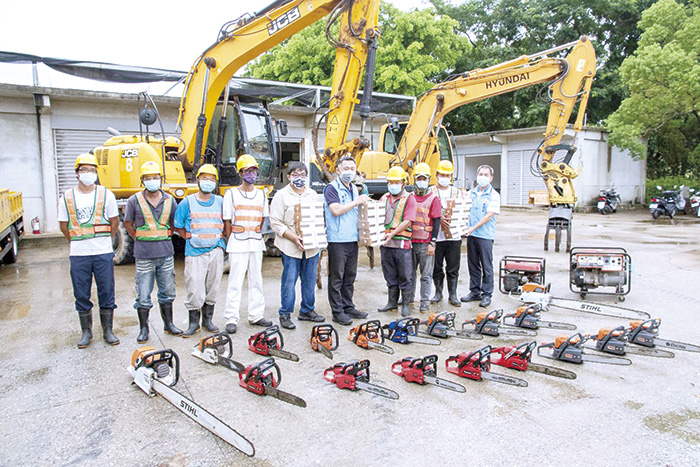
<box><xmin>279</xmin><ymin>251</ymin><xmax>320</xmax><ymax>316</ymax></box>
<box><xmin>134</xmin><ymin>256</ymin><xmax>176</xmax><ymax>310</ymax></box>
<box><xmin>69</xmin><ymin>252</ymin><xmax>116</xmax><ymax>312</ymax></box>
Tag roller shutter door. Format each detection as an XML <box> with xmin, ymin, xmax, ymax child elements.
<box><xmin>54</xmin><ymin>129</ymin><xmax>110</xmax><ymax>196</ymax></box>
<box><xmin>507</xmin><ymin>149</ymin><xmax>547</xmax><ymax>205</ymax></box>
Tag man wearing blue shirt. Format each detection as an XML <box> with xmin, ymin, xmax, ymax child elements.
<box><xmin>461</xmin><ymin>165</ymin><xmax>500</xmax><ymax>308</ymax></box>
<box><xmin>174</xmin><ymin>164</ymin><xmax>226</xmax><ymax>337</ymax></box>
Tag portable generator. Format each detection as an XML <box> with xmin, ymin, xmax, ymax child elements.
<box><xmin>569</xmin><ymin>247</ymin><xmax>631</xmax><ymax>301</ymax></box>
<box><xmin>499</xmin><ymin>256</ymin><xmax>546</xmax><ymax>294</ymax></box>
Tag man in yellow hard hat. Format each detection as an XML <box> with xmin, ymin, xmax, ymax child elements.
<box><xmin>430</xmin><ymin>160</ymin><xmax>466</xmax><ymax>306</ymax></box>
<box><xmin>377</xmin><ymin>165</ymin><xmax>416</xmax><ymax>317</ymax></box>
<box><xmin>407</xmin><ymin>162</ymin><xmax>442</xmax><ymax>313</ymax></box>
<box><xmin>174</xmin><ymin>164</ymin><xmax>226</xmax><ymax>337</ymax></box>
<box><xmin>58</xmin><ymin>153</ymin><xmax>120</xmax><ymax>348</ymax></box>
<box><xmin>124</xmin><ymin>161</ymin><xmax>180</xmax><ymax>343</ymax></box>
<box><xmin>222</xmin><ymin>155</ymin><xmax>273</xmax><ymax>334</ymax></box>
<box><xmin>323</xmin><ymin>155</ymin><xmax>370</xmax><ymax>326</ymax></box>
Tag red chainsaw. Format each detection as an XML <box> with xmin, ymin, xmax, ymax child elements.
<box><xmin>248</xmin><ymin>325</ymin><xmax>299</xmax><ymax>362</ymax></box>
<box><xmin>445</xmin><ymin>345</ymin><xmax>528</xmax><ymax>387</ymax></box>
<box><xmin>348</xmin><ymin>320</ymin><xmax>394</xmax><ymax>354</ymax></box>
<box><xmin>324</xmin><ymin>360</ymin><xmax>399</xmax><ymax>399</ymax></box>
<box><xmin>309</xmin><ymin>324</ymin><xmax>339</xmax><ymax>359</ymax></box>
<box><xmin>625</xmin><ymin>319</ymin><xmax>700</xmax><ymax>353</ymax></box>
<box><xmin>502</xmin><ymin>304</ymin><xmax>577</xmax><ymax>331</ymax></box>
<box><xmin>586</xmin><ymin>326</ymin><xmax>675</xmax><ymax>358</ymax></box>
<box><xmin>491</xmin><ymin>342</ymin><xmax>577</xmax><ymax>379</ymax></box>
<box><xmin>192</xmin><ymin>333</ymin><xmax>306</xmax><ymax>407</ymax></box>
<box><xmin>462</xmin><ymin>310</ymin><xmax>538</xmax><ymax>338</ymax></box>
<box><xmin>419</xmin><ymin>311</ymin><xmax>483</xmax><ymax>340</ymax></box>
<box><xmin>391</xmin><ymin>355</ymin><xmax>465</xmax><ymax>392</ymax></box>
<box><xmin>537</xmin><ymin>333</ymin><xmax>632</xmax><ymax>365</ymax></box>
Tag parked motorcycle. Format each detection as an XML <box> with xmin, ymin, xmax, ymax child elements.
<box><xmin>649</xmin><ymin>185</ymin><xmax>686</xmax><ymax>219</ymax></box>
<box><xmin>597</xmin><ymin>188</ymin><xmax>621</xmax><ymax>214</ymax></box>
<box><xmin>689</xmin><ymin>188</ymin><xmax>699</xmax><ymax>217</ymax></box>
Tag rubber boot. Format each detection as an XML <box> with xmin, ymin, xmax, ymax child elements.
<box><xmin>77</xmin><ymin>311</ymin><xmax>92</xmax><ymax>349</ymax></box>
<box><xmin>182</xmin><ymin>310</ymin><xmax>200</xmax><ymax>338</ymax></box>
<box><xmin>136</xmin><ymin>308</ymin><xmax>149</xmax><ymax>343</ymax></box>
<box><xmin>400</xmin><ymin>289</ymin><xmax>412</xmax><ymax>317</ymax></box>
<box><xmin>99</xmin><ymin>308</ymin><xmax>120</xmax><ymax>346</ymax></box>
<box><xmin>377</xmin><ymin>288</ymin><xmax>399</xmax><ymax>312</ymax></box>
<box><xmin>160</xmin><ymin>303</ymin><xmax>182</xmax><ymax>335</ymax></box>
<box><xmin>201</xmin><ymin>303</ymin><xmax>219</xmax><ymax>333</ymax></box>
<box><xmin>447</xmin><ymin>279</ymin><xmax>461</xmax><ymax>307</ymax></box>
<box><xmin>430</xmin><ymin>281</ymin><xmax>443</xmax><ymax>303</ymax></box>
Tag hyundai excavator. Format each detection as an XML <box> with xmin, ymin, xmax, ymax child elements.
<box><xmin>90</xmin><ymin>0</ymin><xmax>383</xmax><ymax>263</ymax></box>
<box><xmin>355</xmin><ymin>37</ymin><xmax>597</xmax><ymax>252</ymax></box>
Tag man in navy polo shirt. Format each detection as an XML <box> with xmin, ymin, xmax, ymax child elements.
<box><xmin>461</xmin><ymin>165</ymin><xmax>500</xmax><ymax>308</ymax></box>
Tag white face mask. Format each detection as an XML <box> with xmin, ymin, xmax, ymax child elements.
<box><xmin>477</xmin><ymin>175</ymin><xmax>490</xmax><ymax>188</ymax></box>
<box><xmin>79</xmin><ymin>173</ymin><xmax>97</xmax><ymax>186</ymax></box>
<box><xmin>416</xmin><ymin>179</ymin><xmax>429</xmax><ymax>190</ymax></box>
<box><xmin>437</xmin><ymin>176</ymin><xmax>451</xmax><ymax>187</ymax></box>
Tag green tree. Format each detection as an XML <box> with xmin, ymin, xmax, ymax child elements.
<box><xmin>607</xmin><ymin>0</ymin><xmax>700</xmax><ymax>177</ymax></box>
<box><xmin>429</xmin><ymin>0</ymin><xmax>653</xmax><ymax>134</ymax></box>
<box><xmin>245</xmin><ymin>4</ymin><xmax>470</xmax><ymax>96</ymax></box>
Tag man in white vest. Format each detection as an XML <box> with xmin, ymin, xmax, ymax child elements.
<box><xmin>222</xmin><ymin>154</ymin><xmax>273</xmax><ymax>334</ymax></box>
<box><xmin>58</xmin><ymin>153</ymin><xmax>120</xmax><ymax>348</ymax></box>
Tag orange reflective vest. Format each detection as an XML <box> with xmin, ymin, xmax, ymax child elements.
<box><xmin>134</xmin><ymin>191</ymin><xmax>173</xmax><ymax>241</ymax></box>
<box><xmin>230</xmin><ymin>189</ymin><xmax>265</xmax><ymax>240</ymax></box>
<box><xmin>185</xmin><ymin>194</ymin><xmax>224</xmax><ymax>248</ymax></box>
<box><xmin>64</xmin><ymin>186</ymin><xmax>112</xmax><ymax>240</ymax></box>
<box><xmin>412</xmin><ymin>191</ymin><xmax>437</xmax><ymax>242</ymax></box>
<box><xmin>382</xmin><ymin>193</ymin><xmax>412</xmax><ymax>241</ymax></box>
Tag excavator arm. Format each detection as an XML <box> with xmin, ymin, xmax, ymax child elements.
<box><xmin>179</xmin><ymin>0</ymin><xmax>380</xmax><ymax>175</ymax></box>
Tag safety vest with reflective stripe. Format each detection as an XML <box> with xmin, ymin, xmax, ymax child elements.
<box><xmin>411</xmin><ymin>191</ymin><xmax>437</xmax><ymax>242</ymax></box>
<box><xmin>64</xmin><ymin>186</ymin><xmax>112</xmax><ymax>240</ymax></box>
<box><xmin>382</xmin><ymin>192</ymin><xmax>412</xmax><ymax>241</ymax></box>
<box><xmin>231</xmin><ymin>188</ymin><xmax>264</xmax><ymax>240</ymax></box>
<box><xmin>134</xmin><ymin>191</ymin><xmax>173</xmax><ymax>241</ymax></box>
<box><xmin>185</xmin><ymin>194</ymin><xmax>224</xmax><ymax>249</ymax></box>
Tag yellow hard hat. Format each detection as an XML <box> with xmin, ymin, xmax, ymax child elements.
<box><xmin>386</xmin><ymin>166</ymin><xmax>407</xmax><ymax>182</ymax></box>
<box><xmin>237</xmin><ymin>154</ymin><xmax>259</xmax><ymax>172</ymax></box>
<box><xmin>437</xmin><ymin>160</ymin><xmax>454</xmax><ymax>175</ymax></box>
<box><xmin>197</xmin><ymin>163</ymin><xmax>219</xmax><ymax>180</ymax></box>
<box><xmin>74</xmin><ymin>153</ymin><xmax>98</xmax><ymax>169</ymax></box>
<box><xmin>140</xmin><ymin>161</ymin><xmax>162</xmax><ymax>178</ymax></box>
<box><xmin>414</xmin><ymin>162</ymin><xmax>431</xmax><ymax>178</ymax></box>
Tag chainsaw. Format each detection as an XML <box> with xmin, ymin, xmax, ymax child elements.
<box><xmin>129</xmin><ymin>347</ymin><xmax>255</xmax><ymax>457</ymax></box>
<box><xmin>309</xmin><ymin>324</ymin><xmax>339</xmax><ymax>359</ymax></box>
<box><xmin>491</xmin><ymin>342</ymin><xmax>577</xmax><ymax>379</ymax></box>
<box><xmin>348</xmin><ymin>320</ymin><xmax>394</xmax><ymax>354</ymax></box>
<box><xmin>237</xmin><ymin>358</ymin><xmax>307</xmax><ymax>408</ymax></box>
<box><xmin>518</xmin><ymin>283</ymin><xmax>650</xmax><ymax>320</ymax></box>
<box><xmin>537</xmin><ymin>333</ymin><xmax>632</xmax><ymax>365</ymax></box>
<box><xmin>192</xmin><ymin>334</ymin><xmax>306</xmax><ymax>407</ymax></box>
<box><xmin>461</xmin><ymin>309</ymin><xmax>538</xmax><ymax>338</ymax></box>
<box><xmin>586</xmin><ymin>326</ymin><xmax>675</xmax><ymax>358</ymax></box>
<box><xmin>382</xmin><ymin>318</ymin><xmax>441</xmax><ymax>346</ymax></box>
<box><xmin>391</xmin><ymin>355</ymin><xmax>465</xmax><ymax>392</ymax></box>
<box><xmin>248</xmin><ymin>325</ymin><xmax>299</xmax><ymax>362</ymax></box>
<box><xmin>502</xmin><ymin>304</ymin><xmax>576</xmax><ymax>331</ymax></box>
<box><xmin>445</xmin><ymin>345</ymin><xmax>528</xmax><ymax>387</ymax></box>
<box><xmin>626</xmin><ymin>319</ymin><xmax>700</xmax><ymax>353</ymax></box>
<box><xmin>324</xmin><ymin>359</ymin><xmax>399</xmax><ymax>399</ymax></box>
<box><xmin>419</xmin><ymin>311</ymin><xmax>483</xmax><ymax>340</ymax></box>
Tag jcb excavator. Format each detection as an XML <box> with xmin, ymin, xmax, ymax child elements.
<box><xmin>90</xmin><ymin>0</ymin><xmax>383</xmax><ymax>263</ymax></box>
<box><xmin>356</xmin><ymin>37</ymin><xmax>597</xmax><ymax>252</ymax></box>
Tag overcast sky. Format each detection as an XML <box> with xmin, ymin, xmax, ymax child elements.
<box><xmin>0</xmin><ymin>0</ymin><xmax>435</xmax><ymax>71</ymax></box>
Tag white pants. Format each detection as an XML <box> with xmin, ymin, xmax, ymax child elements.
<box><xmin>184</xmin><ymin>248</ymin><xmax>224</xmax><ymax>310</ymax></box>
<box><xmin>224</xmin><ymin>251</ymin><xmax>265</xmax><ymax>325</ymax></box>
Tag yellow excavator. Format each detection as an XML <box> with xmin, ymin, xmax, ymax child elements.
<box><xmin>356</xmin><ymin>37</ymin><xmax>597</xmax><ymax>252</ymax></box>
<box><xmin>91</xmin><ymin>0</ymin><xmax>383</xmax><ymax>263</ymax></box>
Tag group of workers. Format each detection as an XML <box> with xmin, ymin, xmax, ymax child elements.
<box><xmin>58</xmin><ymin>153</ymin><xmax>499</xmax><ymax>349</ymax></box>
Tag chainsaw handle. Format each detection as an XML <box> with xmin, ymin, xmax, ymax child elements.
<box><xmin>135</xmin><ymin>348</ymin><xmax>180</xmax><ymax>387</ymax></box>
<box><xmin>461</xmin><ymin>319</ymin><xmax>475</xmax><ymax>330</ymax></box>
<box><xmin>245</xmin><ymin>357</ymin><xmax>281</xmax><ymax>387</ymax></box>
<box><xmin>390</xmin><ymin>360</ymin><xmax>404</xmax><ymax>376</ymax></box>
<box><xmin>198</xmin><ymin>332</ymin><xmax>232</xmax><ymax>358</ymax></box>
<box><xmin>487</xmin><ymin>309</ymin><xmax>504</xmax><ymax>322</ymax></box>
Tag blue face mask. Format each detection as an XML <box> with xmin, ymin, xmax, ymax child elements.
<box><xmin>79</xmin><ymin>172</ymin><xmax>97</xmax><ymax>186</ymax></box>
<box><xmin>340</xmin><ymin>171</ymin><xmax>356</xmax><ymax>183</ymax></box>
<box><xmin>290</xmin><ymin>177</ymin><xmax>306</xmax><ymax>188</ymax></box>
<box><xmin>144</xmin><ymin>179</ymin><xmax>161</xmax><ymax>192</ymax></box>
<box><xmin>199</xmin><ymin>180</ymin><xmax>217</xmax><ymax>193</ymax></box>
<box><xmin>388</xmin><ymin>184</ymin><xmax>403</xmax><ymax>196</ymax></box>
